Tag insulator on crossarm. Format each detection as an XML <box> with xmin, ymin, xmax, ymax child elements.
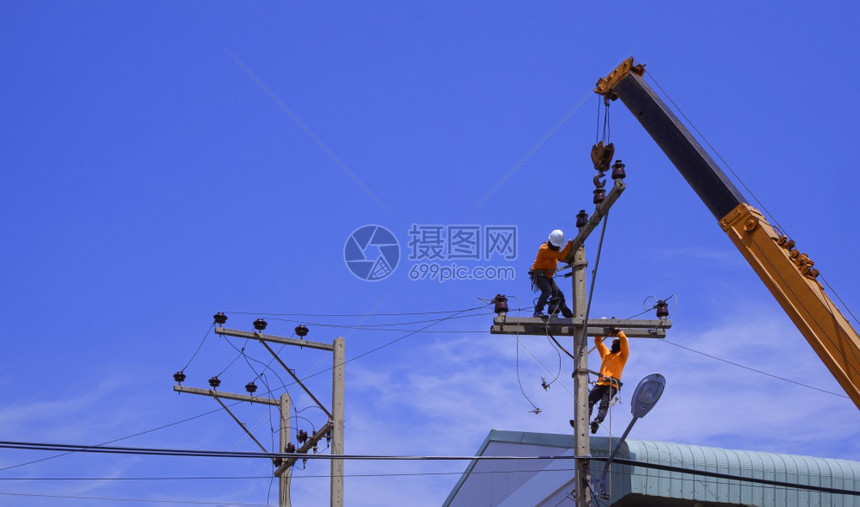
<box><xmin>593</xmin><ymin>188</ymin><xmax>606</xmax><ymax>204</ymax></box>
<box><xmin>213</xmin><ymin>312</ymin><xmax>228</xmax><ymax>326</ymax></box>
<box><xmin>208</xmin><ymin>376</ymin><xmax>221</xmax><ymax>388</ymax></box>
<box><xmin>576</xmin><ymin>210</ymin><xmax>588</xmax><ymax>228</ymax></box>
<box><xmin>295</xmin><ymin>325</ymin><xmax>309</xmax><ymax>338</ymax></box>
<box><xmin>253</xmin><ymin>318</ymin><xmax>267</xmax><ymax>331</ymax></box>
<box><xmin>173</xmin><ymin>371</ymin><xmax>186</xmax><ymax>384</ymax></box>
<box><xmin>611</xmin><ymin>159</ymin><xmax>626</xmax><ymax>179</ymax></box>
<box><xmin>492</xmin><ymin>294</ymin><xmax>509</xmax><ymax>315</ymax></box>
<box><xmin>656</xmin><ymin>300</ymin><xmax>669</xmax><ymax>319</ymax></box>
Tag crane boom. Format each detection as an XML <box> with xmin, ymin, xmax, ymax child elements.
<box><xmin>596</xmin><ymin>58</ymin><xmax>860</xmax><ymax>409</ymax></box>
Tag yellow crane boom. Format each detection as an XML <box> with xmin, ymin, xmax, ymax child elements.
<box><xmin>597</xmin><ymin>58</ymin><xmax>860</xmax><ymax>409</ymax></box>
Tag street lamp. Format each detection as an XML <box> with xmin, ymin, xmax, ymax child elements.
<box><xmin>630</xmin><ymin>373</ymin><xmax>666</xmax><ymax>418</ymax></box>
<box><xmin>596</xmin><ymin>373</ymin><xmax>666</xmax><ymax>498</ymax></box>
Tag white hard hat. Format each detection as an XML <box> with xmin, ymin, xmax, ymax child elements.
<box><xmin>548</xmin><ymin>229</ymin><xmax>565</xmax><ymax>247</ymax></box>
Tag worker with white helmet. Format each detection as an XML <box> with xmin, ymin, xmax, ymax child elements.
<box><xmin>529</xmin><ymin>229</ymin><xmax>573</xmax><ymax>318</ymax></box>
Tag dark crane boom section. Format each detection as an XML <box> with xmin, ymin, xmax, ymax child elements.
<box><xmin>603</xmin><ymin>66</ymin><xmax>745</xmax><ymax>219</ymax></box>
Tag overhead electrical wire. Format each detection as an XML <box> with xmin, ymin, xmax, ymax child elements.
<box><xmin>661</xmin><ymin>338</ymin><xmax>849</xmax><ymax>398</ymax></box>
<box><xmin>470</xmin><ymin>292</ymin><xmax>577</xmax><ymax>408</ymax></box>
<box><xmin>299</xmin><ymin>305</ymin><xmax>481</xmax><ymax>381</ymax></box>
<box><xmin>0</xmin><ymin>402</ymin><xmax>244</xmax><ymax>473</ymax></box>
<box><xmin>179</xmin><ymin>323</ymin><xmax>214</xmax><ymax>373</ymax></box>
<box><xmin>470</xmin><ymin>88</ymin><xmax>594</xmax><ymax>214</ymax></box>
<box><xmin>0</xmin><ymin>490</ymin><xmax>271</xmax><ymax>506</ymax></box>
<box><xmin>6</xmin><ymin>465</ymin><xmax>850</xmax><ymax>497</ymax></box>
<box><xmin>228</xmin><ymin>294</ymin><xmax>393</xmax><ymax>456</ymax></box>
<box><xmin>37</xmin><ymin>301</ymin><xmax>838</xmax><ymax>483</ymax></box>
<box><xmin>0</xmin><ymin>467</ymin><xmax>579</xmax><ymax>482</ymax></box>
<box><xmin>265</xmin><ymin>310</ymin><xmax>495</xmax><ymax>328</ymax></box>
<box><xmin>0</xmin><ymin>440</ymin><xmax>573</xmax><ymax>461</ymax></box>
<box><xmin>224</xmin><ymin>307</ymin><xmax>487</xmax><ymax>318</ymax></box>
<box><xmin>3</xmin><ymin>441</ymin><xmax>857</xmax><ymax>497</ymax></box>
<box><xmin>221</xmin><ymin>298</ymin><xmax>852</xmax><ymax>405</ymax></box>
<box><xmin>170</xmin><ymin>298</ymin><xmax>850</xmax><ymax>466</ymax></box>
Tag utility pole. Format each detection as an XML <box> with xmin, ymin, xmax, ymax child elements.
<box><xmin>173</xmin><ymin>319</ymin><xmax>345</xmax><ymax>507</ymax></box>
<box><xmin>172</xmin><ymin>385</ymin><xmax>291</xmax><ymax>504</ymax></box>
<box><xmin>331</xmin><ymin>337</ymin><xmax>345</xmax><ymax>506</ymax></box>
<box><xmin>491</xmin><ymin>174</ymin><xmax>671</xmax><ymax>505</ymax></box>
<box><xmin>571</xmin><ymin>246</ymin><xmax>591</xmax><ymax>506</ymax></box>
<box><xmin>490</xmin><ymin>313</ymin><xmax>670</xmax><ymax>506</ymax></box>
<box><xmin>279</xmin><ymin>393</ymin><xmax>291</xmax><ymax>507</ymax></box>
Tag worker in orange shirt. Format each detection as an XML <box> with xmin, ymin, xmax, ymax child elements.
<box><xmin>587</xmin><ymin>327</ymin><xmax>629</xmax><ymax>434</ymax></box>
<box><xmin>530</xmin><ymin>229</ymin><xmax>573</xmax><ymax>318</ymax></box>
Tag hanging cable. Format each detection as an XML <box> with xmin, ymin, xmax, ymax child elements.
<box><xmin>508</xmin><ymin>295</ymin><xmax>542</xmax><ymax>412</ymax></box>
<box><xmin>178</xmin><ymin>323</ymin><xmax>214</xmax><ymax>373</ymax></box>
<box><xmin>215</xmin><ymin>345</ymin><xmax>245</xmax><ymax>378</ymax></box>
<box><xmin>581</xmin><ymin>212</ymin><xmax>610</xmax><ymax>357</ymax></box>
<box><xmin>541</xmin><ymin>333</ymin><xmax>564</xmax><ymax>390</ymax></box>
<box><xmin>548</xmin><ymin>334</ymin><xmax>574</xmax><ymax>360</ymax></box>
<box><xmin>602</xmin><ymin>97</ymin><xmax>611</xmax><ymax>143</ymax></box>
<box><xmin>515</xmin><ymin>334</ymin><xmax>541</xmax><ymax>413</ymax></box>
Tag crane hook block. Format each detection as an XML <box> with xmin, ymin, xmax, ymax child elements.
<box><xmin>592</xmin><ymin>141</ymin><xmax>615</xmax><ymax>172</ymax></box>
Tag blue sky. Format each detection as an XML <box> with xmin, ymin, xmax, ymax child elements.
<box><xmin>2</xmin><ymin>2</ymin><xmax>859</xmax><ymax>505</ymax></box>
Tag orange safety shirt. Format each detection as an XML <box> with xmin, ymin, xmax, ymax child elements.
<box><xmin>531</xmin><ymin>241</ymin><xmax>573</xmax><ymax>278</ymax></box>
<box><xmin>595</xmin><ymin>330</ymin><xmax>629</xmax><ymax>386</ymax></box>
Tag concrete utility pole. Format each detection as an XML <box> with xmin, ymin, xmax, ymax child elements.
<box><xmin>279</xmin><ymin>393</ymin><xmax>291</xmax><ymax>507</ymax></box>
<box><xmin>331</xmin><ymin>337</ymin><xmax>345</xmax><ymax>506</ymax></box>
<box><xmin>571</xmin><ymin>246</ymin><xmax>592</xmax><ymax>506</ymax></box>
<box><xmin>172</xmin><ymin>386</ymin><xmax>291</xmax><ymax>504</ymax></box>
<box><xmin>490</xmin><ymin>312</ymin><xmax>670</xmax><ymax>506</ymax></box>
<box><xmin>490</xmin><ymin>176</ymin><xmax>671</xmax><ymax>506</ymax></box>
<box><xmin>173</xmin><ymin>325</ymin><xmax>345</xmax><ymax>507</ymax></box>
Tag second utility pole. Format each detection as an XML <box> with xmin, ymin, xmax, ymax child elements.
<box><xmin>211</xmin><ymin>326</ymin><xmax>345</xmax><ymax>507</ymax></box>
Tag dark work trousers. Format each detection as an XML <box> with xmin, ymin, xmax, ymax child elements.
<box><xmin>533</xmin><ymin>274</ymin><xmax>565</xmax><ymax>314</ymax></box>
<box><xmin>588</xmin><ymin>384</ymin><xmax>618</xmax><ymax>424</ymax></box>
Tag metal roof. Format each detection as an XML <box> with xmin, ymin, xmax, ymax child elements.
<box><xmin>444</xmin><ymin>430</ymin><xmax>860</xmax><ymax>506</ymax></box>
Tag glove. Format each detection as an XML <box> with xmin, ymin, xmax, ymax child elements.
<box><xmin>602</xmin><ymin>326</ymin><xmax>620</xmax><ymax>337</ymax></box>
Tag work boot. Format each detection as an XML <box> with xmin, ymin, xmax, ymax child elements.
<box><xmin>533</xmin><ymin>311</ymin><xmax>547</xmax><ymax>318</ymax></box>
<box><xmin>561</xmin><ymin>306</ymin><xmax>573</xmax><ymax>318</ymax></box>
<box><xmin>591</xmin><ymin>420</ymin><xmax>600</xmax><ymax>434</ymax></box>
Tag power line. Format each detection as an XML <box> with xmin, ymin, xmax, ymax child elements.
<box><xmin>0</xmin><ymin>490</ymin><xmax>270</xmax><ymax>506</ymax></box>
<box><xmin>50</xmin><ymin>301</ymin><xmax>837</xmax><ymax>488</ymax></box>
<box><xmin>661</xmin><ymin>338</ymin><xmax>849</xmax><ymax>398</ymax></box>
<box><xmin>0</xmin><ymin>402</ymin><xmax>244</xmax><ymax>473</ymax></box>
<box><xmin>4</xmin><ymin>442</ymin><xmax>857</xmax><ymax>498</ymax></box>
<box><xmin>0</xmin><ymin>440</ymin><xmax>575</xmax><ymax>460</ymax></box>
<box><xmin>0</xmin><ymin>467</ymin><xmax>575</xmax><ymax>482</ymax></box>
<box><xmin>265</xmin><ymin>311</ymin><xmax>491</xmax><ymax>328</ymax></box>
<box><xmin>224</xmin><ymin>307</ymin><xmax>488</xmax><ymax>318</ymax></box>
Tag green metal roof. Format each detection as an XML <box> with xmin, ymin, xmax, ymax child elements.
<box><xmin>444</xmin><ymin>430</ymin><xmax>860</xmax><ymax>506</ymax></box>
